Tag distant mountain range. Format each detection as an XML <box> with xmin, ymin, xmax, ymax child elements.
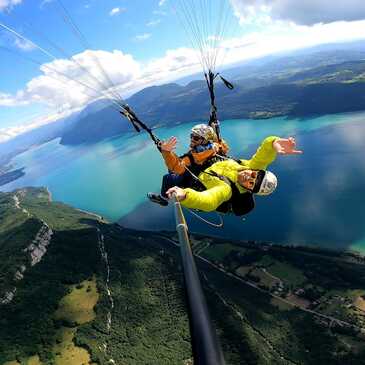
<box><xmin>60</xmin><ymin>41</ymin><xmax>365</xmax><ymax>145</ymax></box>
<box><xmin>2</xmin><ymin>40</ymin><xmax>365</xmax><ymax>150</ymax></box>
<box><xmin>0</xmin><ymin>114</ymin><xmax>76</xmax><ymax>166</ymax></box>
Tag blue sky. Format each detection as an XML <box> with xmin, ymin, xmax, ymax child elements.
<box><xmin>1</xmin><ymin>1</ymin><xmax>187</xmax><ymax>93</ymax></box>
<box><xmin>0</xmin><ymin>0</ymin><xmax>206</xmax><ymax>132</ymax></box>
<box><xmin>1</xmin><ymin>0</ymin><xmax>365</xmax><ymax>141</ymax></box>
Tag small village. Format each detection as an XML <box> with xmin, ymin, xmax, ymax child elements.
<box><xmin>184</xmin><ymin>235</ymin><xmax>365</xmax><ymax>337</ymax></box>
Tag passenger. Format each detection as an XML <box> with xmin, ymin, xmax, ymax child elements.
<box><xmin>165</xmin><ymin>136</ymin><xmax>303</xmax><ymax>216</ymax></box>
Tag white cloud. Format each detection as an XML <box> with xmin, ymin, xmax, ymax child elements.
<box><xmin>0</xmin><ymin>49</ymin><xmax>141</xmax><ymax>110</ymax></box>
<box><xmin>0</xmin><ymin>0</ymin><xmax>22</xmax><ymax>12</ymax></box>
<box><xmin>158</xmin><ymin>0</ymin><xmax>167</xmax><ymax>6</ymax></box>
<box><xmin>0</xmin><ymin>91</ymin><xmax>29</xmax><ymax>107</ymax></box>
<box><xmin>147</xmin><ymin>19</ymin><xmax>161</xmax><ymax>27</ymax></box>
<box><xmin>230</xmin><ymin>0</ymin><xmax>365</xmax><ymax>25</ymax></box>
<box><xmin>218</xmin><ymin>19</ymin><xmax>365</xmax><ymax>65</ymax></box>
<box><xmin>134</xmin><ymin>33</ymin><xmax>151</xmax><ymax>41</ymax></box>
<box><xmin>109</xmin><ymin>7</ymin><xmax>126</xmax><ymax>16</ymax></box>
<box><xmin>144</xmin><ymin>47</ymin><xmax>200</xmax><ymax>81</ymax></box>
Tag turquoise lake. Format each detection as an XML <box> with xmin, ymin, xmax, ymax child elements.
<box><xmin>2</xmin><ymin>112</ymin><xmax>365</xmax><ymax>254</ymax></box>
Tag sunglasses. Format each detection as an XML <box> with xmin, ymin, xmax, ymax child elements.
<box><xmin>246</xmin><ymin>173</ymin><xmax>257</xmax><ymax>189</ymax></box>
<box><xmin>249</xmin><ymin>171</ymin><xmax>258</xmax><ymax>179</ymax></box>
<box><xmin>190</xmin><ymin>134</ymin><xmax>204</xmax><ymax>141</ymax></box>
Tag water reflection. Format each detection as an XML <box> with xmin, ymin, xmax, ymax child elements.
<box><xmin>103</xmin><ymin>140</ymin><xmax>151</xmax><ymax>160</ymax></box>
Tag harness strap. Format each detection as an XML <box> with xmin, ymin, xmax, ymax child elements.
<box><xmin>204</xmin><ymin>70</ymin><xmax>234</xmax><ymax>143</ymax></box>
<box><xmin>120</xmin><ymin>105</ymin><xmax>161</xmax><ymax>150</ymax></box>
<box><xmin>205</xmin><ymin>70</ymin><xmax>220</xmax><ymax>141</ymax></box>
<box><xmin>185</xmin><ymin>166</ymin><xmax>255</xmax><ymax>217</ymax></box>
<box><xmin>219</xmin><ymin>75</ymin><xmax>234</xmax><ymax>90</ymax></box>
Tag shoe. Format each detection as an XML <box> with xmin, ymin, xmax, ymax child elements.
<box><xmin>147</xmin><ymin>192</ymin><xmax>168</xmax><ymax>206</ymax></box>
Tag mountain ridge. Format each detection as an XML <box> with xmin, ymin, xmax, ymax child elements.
<box><xmin>60</xmin><ymin>48</ymin><xmax>365</xmax><ymax>145</ymax></box>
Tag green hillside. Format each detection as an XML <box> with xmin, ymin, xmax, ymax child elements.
<box><xmin>1</xmin><ymin>188</ymin><xmax>364</xmax><ymax>364</ymax></box>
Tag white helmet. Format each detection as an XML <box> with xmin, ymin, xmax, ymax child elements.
<box><xmin>255</xmin><ymin>171</ymin><xmax>277</xmax><ymax>196</ymax></box>
<box><xmin>191</xmin><ymin>124</ymin><xmax>216</xmax><ymax>141</ymax></box>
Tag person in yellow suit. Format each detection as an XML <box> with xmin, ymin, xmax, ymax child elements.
<box><xmin>166</xmin><ymin>136</ymin><xmax>303</xmax><ymax>216</ymax></box>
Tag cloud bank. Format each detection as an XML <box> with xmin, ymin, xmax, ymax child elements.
<box><xmin>0</xmin><ymin>49</ymin><xmax>141</xmax><ymax>110</ymax></box>
<box><xmin>230</xmin><ymin>0</ymin><xmax>365</xmax><ymax>25</ymax></box>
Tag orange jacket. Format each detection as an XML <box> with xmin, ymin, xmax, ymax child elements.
<box><xmin>161</xmin><ymin>140</ymin><xmax>229</xmax><ymax>175</ymax></box>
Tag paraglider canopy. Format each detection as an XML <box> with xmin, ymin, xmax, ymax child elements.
<box><xmin>171</xmin><ymin>0</ymin><xmax>239</xmax><ymax>141</ymax></box>
<box><xmin>172</xmin><ymin>0</ymin><xmax>239</xmax><ymax>74</ymax></box>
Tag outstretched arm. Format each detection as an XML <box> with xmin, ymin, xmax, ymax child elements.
<box><xmin>247</xmin><ymin>136</ymin><xmax>303</xmax><ymax>170</ymax></box>
<box><xmin>166</xmin><ymin>182</ymin><xmax>232</xmax><ymax>212</ymax></box>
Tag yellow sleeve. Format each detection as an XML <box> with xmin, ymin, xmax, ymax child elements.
<box><xmin>181</xmin><ymin>182</ymin><xmax>232</xmax><ymax>212</ymax></box>
<box><xmin>245</xmin><ymin>136</ymin><xmax>279</xmax><ymax>170</ymax></box>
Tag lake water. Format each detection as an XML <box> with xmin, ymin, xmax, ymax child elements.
<box><xmin>2</xmin><ymin>112</ymin><xmax>365</xmax><ymax>254</ymax></box>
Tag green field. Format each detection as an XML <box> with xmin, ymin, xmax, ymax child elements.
<box><xmin>266</xmin><ymin>261</ymin><xmax>307</xmax><ymax>287</ymax></box>
<box><xmin>202</xmin><ymin>243</ymin><xmax>248</xmax><ymax>262</ymax></box>
<box><xmin>54</xmin><ymin>277</ymin><xmax>99</xmax><ymax>325</ymax></box>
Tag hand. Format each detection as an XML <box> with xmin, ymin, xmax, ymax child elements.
<box><xmin>160</xmin><ymin>137</ymin><xmax>177</xmax><ymax>152</ymax></box>
<box><xmin>166</xmin><ymin>186</ymin><xmax>187</xmax><ymax>201</ymax></box>
<box><xmin>273</xmin><ymin>137</ymin><xmax>303</xmax><ymax>155</ymax></box>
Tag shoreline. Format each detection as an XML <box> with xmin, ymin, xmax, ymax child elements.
<box><xmin>118</xmin><ymin>224</ymin><xmax>365</xmax><ymax>259</ymax></box>
<box><xmin>0</xmin><ymin>167</ymin><xmax>25</xmax><ymax>187</ymax></box>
